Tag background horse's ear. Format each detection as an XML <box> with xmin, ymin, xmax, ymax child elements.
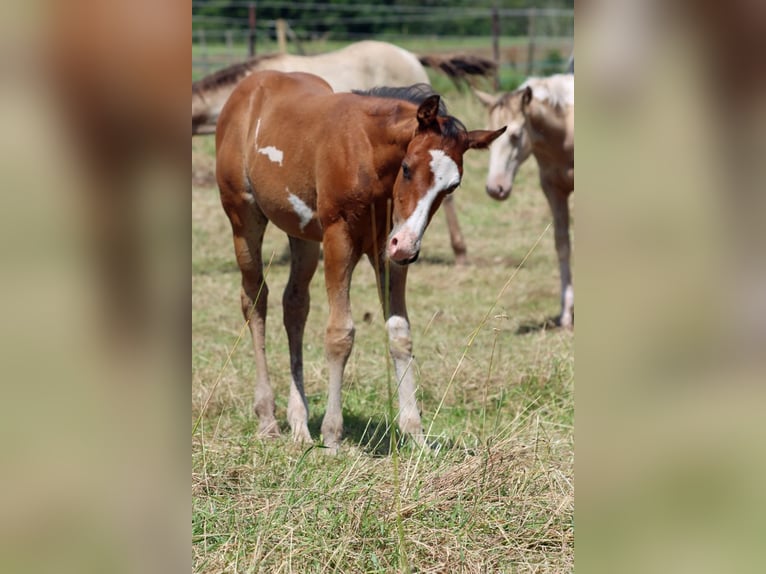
<box><xmin>417</xmin><ymin>95</ymin><xmax>441</xmax><ymax>130</ymax></box>
<box><xmin>521</xmin><ymin>86</ymin><xmax>533</xmax><ymax>109</ymax></box>
<box><xmin>472</xmin><ymin>89</ymin><xmax>497</xmax><ymax>109</ymax></box>
<box><xmin>466</xmin><ymin>126</ymin><xmax>507</xmax><ymax>150</ymax></box>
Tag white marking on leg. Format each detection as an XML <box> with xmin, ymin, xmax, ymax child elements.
<box><xmin>561</xmin><ymin>283</ymin><xmax>574</xmax><ymax>327</ymax></box>
<box><xmin>287</xmin><ymin>192</ymin><xmax>315</xmax><ymax>231</ymax></box>
<box><xmin>386</xmin><ymin>315</ymin><xmax>422</xmax><ymax>439</ymax></box>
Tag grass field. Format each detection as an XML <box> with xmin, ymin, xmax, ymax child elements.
<box><xmin>192</xmin><ymin>89</ymin><xmax>573</xmax><ymax>572</ymax></box>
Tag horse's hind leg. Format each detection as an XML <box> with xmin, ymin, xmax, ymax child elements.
<box><xmin>283</xmin><ymin>236</ymin><xmax>320</xmax><ymax>443</ymax></box>
<box><xmin>442</xmin><ymin>194</ymin><xmax>468</xmax><ymax>265</ymax></box>
<box><xmin>543</xmin><ymin>182</ymin><xmax>574</xmax><ymax>328</ymax></box>
<box><xmin>224</xmin><ymin>195</ymin><xmax>279</xmax><ymax>437</ymax></box>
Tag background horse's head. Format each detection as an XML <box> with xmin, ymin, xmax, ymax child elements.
<box><xmin>387</xmin><ymin>95</ymin><xmax>505</xmax><ymax>264</ymax></box>
<box><xmin>475</xmin><ymin>87</ymin><xmax>534</xmax><ymax>201</ymax></box>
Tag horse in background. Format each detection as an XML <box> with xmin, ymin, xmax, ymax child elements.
<box><xmin>475</xmin><ymin>74</ymin><xmax>574</xmax><ymax>328</ymax></box>
<box><xmin>193</xmin><ymin>41</ymin><xmax>497</xmax><ymax>266</ymax></box>
<box><xmin>192</xmin><ymin>41</ymin><xmax>496</xmax><ymax>135</ymax></box>
<box><xmin>216</xmin><ymin>71</ymin><xmax>504</xmax><ymax>448</ymax></box>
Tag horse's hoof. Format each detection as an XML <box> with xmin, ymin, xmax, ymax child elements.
<box><xmin>291</xmin><ymin>425</ymin><xmax>313</xmax><ymax>444</ymax></box>
<box><xmin>258</xmin><ymin>420</ymin><xmax>281</xmax><ymax>438</ymax></box>
<box><xmin>321</xmin><ymin>440</ymin><xmax>341</xmax><ymax>455</ymax></box>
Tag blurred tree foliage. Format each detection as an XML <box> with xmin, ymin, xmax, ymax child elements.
<box><xmin>192</xmin><ymin>1</ymin><xmax>574</xmax><ymax>39</ymax></box>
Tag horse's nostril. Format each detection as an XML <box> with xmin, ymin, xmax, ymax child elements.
<box><xmin>391</xmin><ymin>237</ymin><xmax>398</xmax><ymax>246</ymax></box>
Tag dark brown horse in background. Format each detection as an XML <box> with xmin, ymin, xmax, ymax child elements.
<box><xmin>216</xmin><ymin>71</ymin><xmax>503</xmax><ymax>448</ymax></box>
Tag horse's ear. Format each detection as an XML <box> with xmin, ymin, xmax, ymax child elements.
<box><xmin>473</xmin><ymin>89</ymin><xmax>497</xmax><ymax>109</ymax></box>
<box><xmin>465</xmin><ymin>126</ymin><xmax>506</xmax><ymax>150</ymax></box>
<box><xmin>521</xmin><ymin>86</ymin><xmax>533</xmax><ymax>109</ymax></box>
<box><xmin>417</xmin><ymin>95</ymin><xmax>441</xmax><ymax>130</ymax></box>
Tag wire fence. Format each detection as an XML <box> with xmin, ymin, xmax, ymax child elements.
<box><xmin>192</xmin><ymin>2</ymin><xmax>574</xmax><ymax>83</ymax></box>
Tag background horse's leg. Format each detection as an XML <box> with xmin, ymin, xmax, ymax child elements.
<box><xmin>225</xmin><ymin>200</ymin><xmax>279</xmax><ymax>437</ymax></box>
<box><xmin>442</xmin><ymin>194</ymin><xmax>468</xmax><ymax>265</ymax></box>
<box><xmin>282</xmin><ymin>237</ymin><xmax>320</xmax><ymax>443</ymax></box>
<box><xmin>320</xmin><ymin>225</ymin><xmax>360</xmax><ymax>450</ymax></box>
<box><xmin>371</xmin><ymin>257</ymin><xmax>425</xmax><ymax>445</ymax></box>
<box><xmin>542</xmin><ymin>181</ymin><xmax>574</xmax><ymax>328</ymax></box>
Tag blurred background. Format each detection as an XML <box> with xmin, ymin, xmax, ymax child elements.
<box><xmin>0</xmin><ymin>0</ymin><xmax>764</xmax><ymax>572</ymax></box>
<box><xmin>191</xmin><ymin>0</ymin><xmax>574</xmax><ymax>89</ymax></box>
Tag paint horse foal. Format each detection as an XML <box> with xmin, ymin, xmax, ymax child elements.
<box><xmin>216</xmin><ymin>71</ymin><xmax>504</xmax><ymax>448</ymax></box>
<box><xmin>476</xmin><ymin>74</ymin><xmax>574</xmax><ymax>328</ymax></box>
<box><xmin>195</xmin><ymin>40</ymin><xmax>496</xmax><ymax>265</ymax></box>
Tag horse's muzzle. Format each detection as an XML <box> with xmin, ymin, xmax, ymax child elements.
<box><xmin>486</xmin><ymin>185</ymin><xmax>512</xmax><ymax>201</ymax></box>
<box><xmin>391</xmin><ymin>251</ymin><xmax>419</xmax><ymax>266</ymax></box>
<box><xmin>388</xmin><ymin>228</ymin><xmax>422</xmax><ymax>264</ymax></box>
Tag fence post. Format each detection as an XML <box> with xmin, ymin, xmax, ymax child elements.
<box><xmin>526</xmin><ymin>8</ymin><xmax>536</xmax><ymax>77</ymax></box>
<box><xmin>491</xmin><ymin>2</ymin><xmax>500</xmax><ymax>91</ymax></box>
<box><xmin>248</xmin><ymin>2</ymin><xmax>257</xmax><ymax>57</ymax></box>
<box><xmin>276</xmin><ymin>19</ymin><xmax>287</xmax><ymax>53</ymax></box>
<box><xmin>199</xmin><ymin>29</ymin><xmax>209</xmax><ymax>75</ymax></box>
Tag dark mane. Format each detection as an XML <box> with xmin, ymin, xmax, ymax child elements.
<box><xmin>192</xmin><ymin>54</ymin><xmax>281</xmax><ymax>94</ymax></box>
<box><xmin>353</xmin><ymin>83</ymin><xmax>466</xmax><ymax>136</ymax></box>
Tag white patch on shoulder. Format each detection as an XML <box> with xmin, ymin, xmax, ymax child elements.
<box><xmin>253</xmin><ymin>117</ymin><xmax>284</xmax><ymax>166</ymax></box>
<box><xmin>287</xmin><ymin>191</ymin><xmax>314</xmax><ymax>231</ymax></box>
<box><xmin>257</xmin><ymin>146</ymin><xmax>284</xmax><ymax>165</ymax></box>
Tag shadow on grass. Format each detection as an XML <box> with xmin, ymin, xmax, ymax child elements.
<box><xmin>308</xmin><ymin>410</ymin><xmax>457</xmax><ymax>456</ymax></box>
<box><xmin>308</xmin><ymin>411</ymin><xmax>396</xmax><ymax>456</ymax></box>
<box><xmin>516</xmin><ymin>315</ymin><xmax>562</xmax><ymax>335</ymax></box>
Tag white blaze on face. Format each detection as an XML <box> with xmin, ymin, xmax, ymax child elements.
<box><xmin>404</xmin><ymin>150</ymin><xmax>460</xmax><ymax>237</ymax></box>
<box><xmin>253</xmin><ymin>117</ymin><xmax>284</xmax><ymax>166</ymax></box>
<box><xmin>388</xmin><ymin>149</ymin><xmax>460</xmax><ymax>261</ymax></box>
<box><xmin>287</xmin><ymin>192</ymin><xmax>314</xmax><ymax>231</ymax></box>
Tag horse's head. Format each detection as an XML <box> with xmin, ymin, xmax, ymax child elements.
<box><xmin>475</xmin><ymin>87</ymin><xmax>534</xmax><ymax>201</ymax></box>
<box><xmin>387</xmin><ymin>95</ymin><xmax>505</xmax><ymax>265</ymax></box>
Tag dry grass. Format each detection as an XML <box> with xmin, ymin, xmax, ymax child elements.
<box><xmin>192</xmin><ymin>88</ymin><xmax>573</xmax><ymax>572</ymax></box>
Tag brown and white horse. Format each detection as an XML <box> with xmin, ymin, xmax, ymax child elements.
<box><xmin>475</xmin><ymin>74</ymin><xmax>574</xmax><ymax>328</ymax></box>
<box><xmin>216</xmin><ymin>71</ymin><xmax>504</xmax><ymax>449</ymax></box>
<box><xmin>195</xmin><ymin>40</ymin><xmax>496</xmax><ymax>265</ymax></box>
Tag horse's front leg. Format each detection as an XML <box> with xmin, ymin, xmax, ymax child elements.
<box><xmin>376</xmin><ymin>259</ymin><xmax>425</xmax><ymax>445</ymax></box>
<box><xmin>320</xmin><ymin>225</ymin><xmax>360</xmax><ymax>450</ymax></box>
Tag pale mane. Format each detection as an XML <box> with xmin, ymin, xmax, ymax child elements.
<box><xmin>520</xmin><ymin>74</ymin><xmax>574</xmax><ymax>108</ymax></box>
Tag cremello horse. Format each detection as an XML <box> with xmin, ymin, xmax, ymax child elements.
<box><xmin>194</xmin><ymin>40</ymin><xmax>496</xmax><ymax>265</ymax></box>
<box><xmin>216</xmin><ymin>71</ymin><xmax>503</xmax><ymax>448</ymax></box>
<box><xmin>475</xmin><ymin>74</ymin><xmax>574</xmax><ymax>328</ymax></box>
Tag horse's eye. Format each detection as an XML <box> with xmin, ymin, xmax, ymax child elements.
<box><xmin>509</xmin><ymin>132</ymin><xmax>520</xmax><ymax>145</ymax></box>
<box><xmin>401</xmin><ymin>162</ymin><xmax>411</xmax><ymax>180</ymax></box>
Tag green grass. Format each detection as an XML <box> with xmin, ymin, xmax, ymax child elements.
<box><xmin>192</xmin><ymin>90</ymin><xmax>573</xmax><ymax>572</ymax></box>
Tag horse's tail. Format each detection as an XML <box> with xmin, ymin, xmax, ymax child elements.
<box><xmin>417</xmin><ymin>53</ymin><xmax>497</xmax><ymax>88</ymax></box>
